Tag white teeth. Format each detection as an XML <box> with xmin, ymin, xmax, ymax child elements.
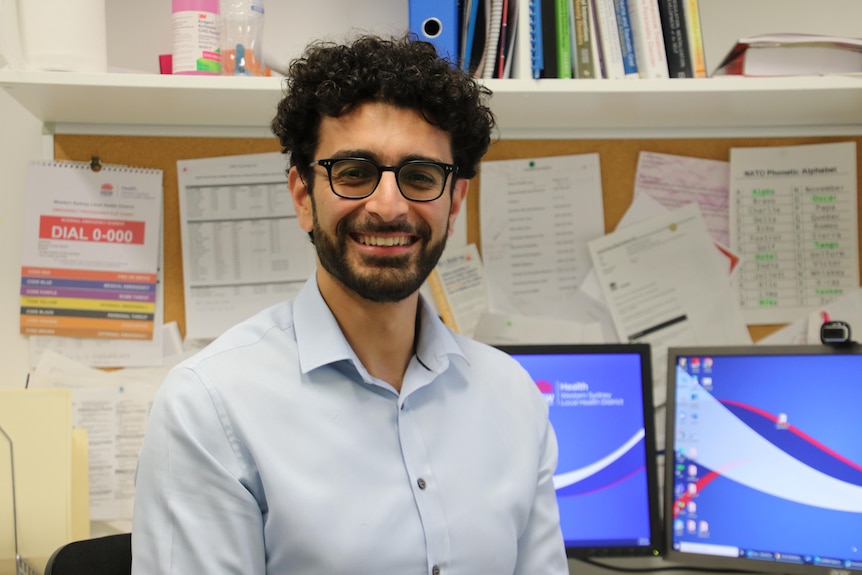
<box><xmin>360</xmin><ymin>235</ymin><xmax>410</xmax><ymax>246</ymax></box>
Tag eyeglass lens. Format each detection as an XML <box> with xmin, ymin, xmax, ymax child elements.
<box><xmin>328</xmin><ymin>159</ymin><xmax>447</xmax><ymax>200</ymax></box>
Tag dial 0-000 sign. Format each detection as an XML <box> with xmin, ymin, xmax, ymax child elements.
<box><xmin>38</xmin><ymin>215</ymin><xmax>146</xmax><ymax>244</ymax></box>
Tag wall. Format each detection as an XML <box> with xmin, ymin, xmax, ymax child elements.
<box><xmin>0</xmin><ymin>90</ymin><xmax>44</xmax><ymax>388</ymax></box>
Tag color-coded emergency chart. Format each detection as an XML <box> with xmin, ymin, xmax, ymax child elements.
<box><xmin>20</xmin><ymin>267</ymin><xmax>158</xmax><ymax>340</ymax></box>
<box><xmin>20</xmin><ymin>161</ymin><xmax>163</xmax><ymax>341</ymax></box>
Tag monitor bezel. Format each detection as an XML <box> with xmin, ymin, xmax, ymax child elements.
<box><xmin>664</xmin><ymin>343</ymin><xmax>862</xmax><ymax>575</ymax></box>
<box><xmin>496</xmin><ymin>342</ymin><xmax>664</xmax><ymax>559</ymax></box>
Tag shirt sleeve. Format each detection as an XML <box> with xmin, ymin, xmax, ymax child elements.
<box><xmin>131</xmin><ymin>366</ymin><xmax>266</xmax><ymax>574</ymax></box>
<box><xmin>514</xmin><ymin>389</ymin><xmax>570</xmax><ymax>575</ymax></box>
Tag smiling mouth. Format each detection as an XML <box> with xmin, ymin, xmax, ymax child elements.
<box><xmin>355</xmin><ymin>234</ymin><xmax>416</xmax><ymax>247</ymax></box>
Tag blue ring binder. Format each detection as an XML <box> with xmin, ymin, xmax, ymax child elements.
<box><xmin>530</xmin><ymin>0</ymin><xmax>544</xmax><ymax>78</ymax></box>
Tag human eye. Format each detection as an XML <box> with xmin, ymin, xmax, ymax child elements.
<box><xmin>399</xmin><ymin>163</ymin><xmax>444</xmax><ymax>191</ymax></box>
<box><xmin>331</xmin><ymin>160</ymin><xmax>377</xmax><ymax>188</ymax></box>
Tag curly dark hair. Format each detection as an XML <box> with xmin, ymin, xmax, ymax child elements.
<box><xmin>271</xmin><ymin>34</ymin><xmax>495</xmax><ymax>182</ymax></box>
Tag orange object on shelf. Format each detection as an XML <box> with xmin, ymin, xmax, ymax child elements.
<box><xmin>221</xmin><ymin>47</ymin><xmax>271</xmax><ymax>76</ymax></box>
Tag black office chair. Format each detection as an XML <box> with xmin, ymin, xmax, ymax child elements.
<box><xmin>43</xmin><ymin>533</ymin><xmax>132</xmax><ymax>575</ymax></box>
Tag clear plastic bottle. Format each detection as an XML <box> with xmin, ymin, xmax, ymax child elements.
<box><xmin>220</xmin><ymin>0</ymin><xmax>267</xmax><ymax>76</ymax></box>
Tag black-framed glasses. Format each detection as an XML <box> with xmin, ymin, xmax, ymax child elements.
<box><xmin>309</xmin><ymin>157</ymin><xmax>458</xmax><ymax>202</ymax></box>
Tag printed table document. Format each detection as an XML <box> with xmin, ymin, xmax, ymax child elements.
<box><xmin>178</xmin><ymin>153</ymin><xmax>316</xmax><ymax>340</ymax></box>
<box><xmin>729</xmin><ymin>141</ymin><xmax>858</xmax><ymax>324</ymax></box>
<box><xmin>588</xmin><ymin>204</ymin><xmax>751</xmax><ymax>406</ymax></box>
<box><xmin>20</xmin><ymin>161</ymin><xmax>163</xmax><ymax>340</ymax></box>
<box><xmin>480</xmin><ymin>154</ymin><xmax>605</xmax><ymax>316</ymax></box>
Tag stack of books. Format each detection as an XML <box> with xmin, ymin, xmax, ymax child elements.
<box><xmin>404</xmin><ymin>1</ymin><xmax>862</xmax><ymax>80</ymax></box>
<box><xmin>407</xmin><ymin>0</ymin><xmax>709</xmax><ymax>79</ymax></box>
<box><xmin>712</xmin><ymin>33</ymin><xmax>862</xmax><ymax>77</ymax></box>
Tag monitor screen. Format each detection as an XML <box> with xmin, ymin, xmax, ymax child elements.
<box><xmin>497</xmin><ymin>343</ymin><xmax>663</xmax><ymax>558</ymax></box>
<box><xmin>665</xmin><ymin>344</ymin><xmax>862</xmax><ymax>575</ymax></box>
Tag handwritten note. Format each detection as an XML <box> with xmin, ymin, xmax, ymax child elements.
<box><xmin>633</xmin><ymin>151</ymin><xmax>730</xmax><ymax>246</ymax></box>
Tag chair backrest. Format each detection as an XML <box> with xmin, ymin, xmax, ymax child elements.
<box><xmin>43</xmin><ymin>533</ymin><xmax>131</xmax><ymax>575</ymax></box>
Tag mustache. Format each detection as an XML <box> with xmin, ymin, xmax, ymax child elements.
<box><xmin>340</xmin><ymin>219</ymin><xmax>432</xmax><ymax>241</ymax></box>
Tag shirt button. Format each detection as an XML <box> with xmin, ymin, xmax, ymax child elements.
<box><xmin>417</xmin><ymin>478</ymin><xmax>427</xmax><ymax>490</ymax></box>
<box><xmin>431</xmin><ymin>565</ymin><xmax>440</xmax><ymax>575</ymax></box>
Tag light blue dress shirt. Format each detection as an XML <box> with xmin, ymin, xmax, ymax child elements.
<box><xmin>132</xmin><ymin>275</ymin><xmax>567</xmax><ymax>574</ymax></box>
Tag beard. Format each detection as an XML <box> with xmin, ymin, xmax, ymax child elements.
<box><xmin>311</xmin><ymin>207</ymin><xmax>449</xmax><ymax>303</ymax></box>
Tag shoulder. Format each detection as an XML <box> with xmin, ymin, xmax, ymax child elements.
<box><xmin>190</xmin><ymin>300</ymin><xmax>295</xmax><ymax>366</ymax></box>
<box><xmin>442</xmin><ymin>336</ymin><xmax>553</xmax><ymax>444</ymax></box>
<box><xmin>450</xmin><ymin>335</ymin><xmax>542</xmax><ymax>401</ymax></box>
<box><xmin>162</xmin><ymin>300</ymin><xmax>299</xmax><ymax>399</ymax></box>
<box><xmin>454</xmin><ymin>334</ymin><xmax>529</xmax><ymax>374</ymax></box>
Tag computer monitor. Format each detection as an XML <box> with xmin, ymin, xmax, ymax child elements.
<box><xmin>497</xmin><ymin>343</ymin><xmax>663</xmax><ymax>558</ymax></box>
<box><xmin>665</xmin><ymin>344</ymin><xmax>862</xmax><ymax>575</ymax></box>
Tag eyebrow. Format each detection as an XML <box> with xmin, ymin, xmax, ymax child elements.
<box><xmin>325</xmin><ymin>150</ymin><xmax>449</xmax><ymax>164</ymax></box>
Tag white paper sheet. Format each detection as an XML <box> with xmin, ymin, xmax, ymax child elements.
<box><xmin>620</xmin><ymin>192</ymin><xmax>742</xmax><ymax>279</ymax></box>
<box><xmin>479</xmin><ymin>154</ymin><xmax>605</xmax><ymax>316</ymax></box>
<box><xmin>426</xmin><ymin>244</ymin><xmax>489</xmax><ymax>338</ymax></box>
<box><xmin>473</xmin><ymin>311</ymin><xmax>603</xmax><ymax>345</ymax></box>
<box><xmin>70</xmin><ymin>383</ymin><xmax>156</xmax><ymax>520</ymax></box>
<box><xmin>177</xmin><ymin>152</ymin><xmax>316</xmax><ymax>339</ymax></box>
<box><xmin>729</xmin><ymin>141</ymin><xmax>859</xmax><ymax>324</ymax></box>
<box><xmin>758</xmin><ymin>287</ymin><xmax>862</xmax><ymax>346</ymax></box>
<box><xmin>418</xmin><ymin>207</ymin><xmax>469</xmax><ymax>319</ymax></box>
<box><xmin>588</xmin><ymin>204</ymin><xmax>752</xmax><ymax>407</ymax></box>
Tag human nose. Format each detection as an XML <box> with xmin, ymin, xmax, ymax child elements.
<box><xmin>364</xmin><ymin>171</ymin><xmax>409</xmax><ymax>221</ymax></box>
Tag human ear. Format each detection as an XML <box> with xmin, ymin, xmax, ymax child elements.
<box><xmin>447</xmin><ymin>178</ymin><xmax>469</xmax><ymax>237</ymax></box>
<box><xmin>288</xmin><ymin>166</ymin><xmax>314</xmax><ymax>233</ymax></box>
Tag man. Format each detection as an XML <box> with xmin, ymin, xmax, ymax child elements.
<box><xmin>132</xmin><ymin>35</ymin><xmax>568</xmax><ymax>574</ymax></box>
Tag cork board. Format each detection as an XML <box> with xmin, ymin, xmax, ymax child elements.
<box><xmin>55</xmin><ymin>134</ymin><xmax>862</xmax><ymax>341</ymax></box>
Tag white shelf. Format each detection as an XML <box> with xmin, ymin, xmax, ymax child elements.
<box><xmin>2</xmin><ymin>71</ymin><xmax>862</xmax><ymax>138</ymax></box>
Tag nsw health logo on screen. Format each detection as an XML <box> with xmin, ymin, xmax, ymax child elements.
<box><xmin>535</xmin><ymin>379</ymin><xmax>555</xmax><ymax>406</ymax></box>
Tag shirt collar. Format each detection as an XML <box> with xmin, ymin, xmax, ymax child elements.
<box><xmin>293</xmin><ymin>274</ymin><xmax>466</xmax><ymax>377</ymax></box>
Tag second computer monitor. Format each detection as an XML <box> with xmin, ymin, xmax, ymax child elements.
<box><xmin>665</xmin><ymin>344</ymin><xmax>862</xmax><ymax>575</ymax></box>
